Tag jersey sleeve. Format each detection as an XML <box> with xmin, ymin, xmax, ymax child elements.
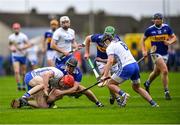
<box><xmin>91</xmin><ymin>34</ymin><xmax>100</xmax><ymax>43</ymax></box>
<box><xmin>23</xmin><ymin>34</ymin><xmax>28</xmax><ymax>42</ymax></box>
<box><xmin>53</xmin><ymin>67</ymin><xmax>64</xmax><ymax>79</ymax></box>
<box><xmin>144</xmin><ymin>28</ymin><xmax>151</xmax><ymax>38</ymax></box>
<box><xmin>52</xmin><ymin>30</ymin><xmax>60</xmax><ymax>43</ymax></box>
<box><xmin>106</xmin><ymin>43</ymin><xmax>115</xmax><ymax>56</ymax></box>
<box><xmin>167</xmin><ymin>26</ymin><xmax>174</xmax><ymax>35</ymax></box>
<box><xmin>74</xmin><ymin>68</ymin><xmax>82</xmax><ymax>82</ymax></box>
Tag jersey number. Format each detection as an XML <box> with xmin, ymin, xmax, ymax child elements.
<box><xmin>120</xmin><ymin>42</ymin><xmax>128</xmax><ymax>50</ymax></box>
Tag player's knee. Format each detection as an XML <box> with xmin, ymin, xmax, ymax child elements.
<box><xmin>14</xmin><ymin>70</ymin><xmax>20</xmax><ymax>74</ymax></box>
<box><xmin>162</xmin><ymin>69</ymin><xmax>168</xmax><ymax>75</ymax></box>
<box><xmin>132</xmin><ymin>84</ymin><xmax>140</xmax><ymax>92</ymax></box>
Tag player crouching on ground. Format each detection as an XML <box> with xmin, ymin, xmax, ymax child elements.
<box><xmin>100</xmin><ymin>33</ymin><xmax>159</xmax><ymax>107</ymax></box>
<box><xmin>11</xmin><ymin>74</ymin><xmax>76</xmax><ymax>108</ymax></box>
<box><xmin>47</xmin><ymin>58</ymin><xmax>104</xmax><ymax>107</ymax></box>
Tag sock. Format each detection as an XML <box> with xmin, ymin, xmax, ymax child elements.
<box><xmin>149</xmin><ymin>100</ymin><xmax>156</xmax><ymax>106</ymax></box>
<box><xmin>116</xmin><ymin>97</ymin><xmax>121</xmax><ymax>103</ymax></box>
<box><xmin>164</xmin><ymin>88</ymin><xmax>169</xmax><ymax>93</ymax></box>
<box><xmin>118</xmin><ymin>90</ymin><xmax>125</xmax><ymax>96</ymax></box>
<box><xmin>23</xmin><ymin>92</ymin><xmax>31</xmax><ymax>98</ymax></box>
<box><xmin>96</xmin><ymin>101</ymin><xmax>100</xmax><ymax>105</ymax></box>
<box><xmin>17</xmin><ymin>83</ymin><xmax>21</xmax><ymax>88</ymax></box>
<box><xmin>145</xmin><ymin>80</ymin><xmax>150</xmax><ymax>86</ymax></box>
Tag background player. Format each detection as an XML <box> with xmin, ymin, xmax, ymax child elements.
<box><xmin>42</xmin><ymin>19</ymin><xmax>59</xmax><ymax>66</ymax></box>
<box><xmin>141</xmin><ymin>13</ymin><xmax>177</xmax><ymax>100</ymax></box>
<box><xmin>50</xmin><ymin>16</ymin><xmax>80</xmax><ymax>66</ymax></box>
<box><xmin>8</xmin><ymin>22</ymin><xmax>32</xmax><ymax>90</ymax></box>
<box><xmin>84</xmin><ymin>26</ymin><xmax>121</xmax><ymax>105</ymax></box>
<box><xmin>100</xmin><ymin>34</ymin><xmax>159</xmax><ymax>107</ymax></box>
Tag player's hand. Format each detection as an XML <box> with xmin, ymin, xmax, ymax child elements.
<box><xmin>164</xmin><ymin>40</ymin><xmax>170</xmax><ymax>46</ymax></box>
<box><xmin>10</xmin><ymin>45</ymin><xmax>17</xmax><ymax>52</ymax></box>
<box><xmin>98</xmin><ymin>76</ymin><xmax>109</xmax><ymax>87</ymax></box>
<box><xmin>63</xmin><ymin>51</ymin><xmax>69</xmax><ymax>56</ymax></box>
<box><xmin>77</xmin><ymin>43</ymin><xmax>85</xmax><ymax>49</ymax></box>
<box><xmin>84</xmin><ymin>53</ymin><xmax>90</xmax><ymax>60</ymax></box>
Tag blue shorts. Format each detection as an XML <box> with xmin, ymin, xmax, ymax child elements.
<box><xmin>12</xmin><ymin>56</ymin><xmax>27</xmax><ymax>64</ymax></box>
<box><xmin>55</xmin><ymin>54</ymin><xmax>73</xmax><ymax>67</ymax></box>
<box><xmin>24</xmin><ymin>71</ymin><xmax>33</xmax><ymax>91</ymax></box>
<box><xmin>116</xmin><ymin>62</ymin><xmax>140</xmax><ymax>81</ymax></box>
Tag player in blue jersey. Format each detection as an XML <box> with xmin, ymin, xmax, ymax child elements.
<box><xmin>47</xmin><ymin>57</ymin><xmax>104</xmax><ymax>107</ymax></box>
<box><xmin>84</xmin><ymin>26</ymin><xmax>121</xmax><ymax>105</ymax></box>
<box><xmin>42</xmin><ymin>19</ymin><xmax>59</xmax><ymax>66</ymax></box>
<box><xmin>141</xmin><ymin>13</ymin><xmax>177</xmax><ymax>100</ymax></box>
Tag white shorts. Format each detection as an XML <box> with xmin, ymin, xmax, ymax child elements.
<box><xmin>47</xmin><ymin>50</ymin><xmax>57</xmax><ymax>61</ymax></box>
<box><xmin>27</xmin><ymin>53</ymin><xmax>38</xmax><ymax>66</ymax></box>
<box><xmin>96</xmin><ymin>61</ymin><xmax>119</xmax><ymax>74</ymax></box>
<box><xmin>151</xmin><ymin>53</ymin><xmax>168</xmax><ymax>64</ymax></box>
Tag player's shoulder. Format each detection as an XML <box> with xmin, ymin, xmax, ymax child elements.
<box><xmin>91</xmin><ymin>33</ymin><xmax>103</xmax><ymax>41</ymax></box>
<box><xmin>8</xmin><ymin>33</ymin><xmax>15</xmax><ymax>39</ymax></box>
<box><xmin>162</xmin><ymin>23</ymin><xmax>170</xmax><ymax>28</ymax></box>
<box><xmin>68</xmin><ymin>28</ymin><xmax>75</xmax><ymax>33</ymax></box>
<box><xmin>74</xmin><ymin>67</ymin><xmax>82</xmax><ymax>75</ymax></box>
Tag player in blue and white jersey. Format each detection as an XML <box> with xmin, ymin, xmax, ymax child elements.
<box><xmin>42</xmin><ymin>19</ymin><xmax>59</xmax><ymax>66</ymax></box>
<box><xmin>100</xmin><ymin>34</ymin><xmax>159</xmax><ymax>107</ymax></box>
<box><xmin>84</xmin><ymin>26</ymin><xmax>121</xmax><ymax>105</ymax></box>
<box><xmin>141</xmin><ymin>13</ymin><xmax>177</xmax><ymax>100</ymax></box>
<box><xmin>50</xmin><ymin>57</ymin><xmax>104</xmax><ymax>107</ymax></box>
<box><xmin>9</xmin><ymin>22</ymin><xmax>32</xmax><ymax>90</ymax></box>
<box><xmin>51</xmin><ymin>16</ymin><xmax>81</xmax><ymax>67</ymax></box>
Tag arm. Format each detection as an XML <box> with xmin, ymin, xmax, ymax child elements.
<box><xmin>164</xmin><ymin>34</ymin><xmax>177</xmax><ymax>45</ymax></box>
<box><xmin>41</xmin><ymin>71</ymin><xmax>54</xmax><ymax>96</ymax></box>
<box><xmin>141</xmin><ymin>35</ymin><xmax>148</xmax><ymax>57</ymax></box>
<box><xmin>84</xmin><ymin>35</ymin><xmax>91</xmax><ymax>59</ymax></box>
<box><xmin>42</xmin><ymin>37</ymin><xmax>47</xmax><ymax>53</ymax></box>
<box><xmin>60</xmin><ymin>82</ymin><xmax>79</xmax><ymax>95</ymax></box>
<box><xmin>102</xmin><ymin>55</ymin><xmax>114</xmax><ymax>78</ymax></box>
<box><xmin>9</xmin><ymin>41</ymin><xmax>17</xmax><ymax>52</ymax></box>
<box><xmin>20</xmin><ymin>40</ymin><xmax>33</xmax><ymax>50</ymax></box>
<box><xmin>50</xmin><ymin>39</ymin><xmax>69</xmax><ymax>56</ymax></box>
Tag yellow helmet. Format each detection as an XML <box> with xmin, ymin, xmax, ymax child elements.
<box><xmin>50</xmin><ymin>19</ymin><xmax>58</xmax><ymax>26</ymax></box>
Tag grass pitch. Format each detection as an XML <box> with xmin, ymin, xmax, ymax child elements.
<box><xmin>0</xmin><ymin>72</ymin><xmax>180</xmax><ymax>124</ymax></box>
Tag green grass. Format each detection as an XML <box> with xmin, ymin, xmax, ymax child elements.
<box><xmin>0</xmin><ymin>72</ymin><xmax>180</xmax><ymax>124</ymax></box>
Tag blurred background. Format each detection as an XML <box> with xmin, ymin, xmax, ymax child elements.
<box><xmin>0</xmin><ymin>0</ymin><xmax>180</xmax><ymax>75</ymax></box>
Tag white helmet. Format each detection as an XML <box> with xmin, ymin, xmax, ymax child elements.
<box><xmin>60</xmin><ymin>16</ymin><xmax>70</xmax><ymax>25</ymax></box>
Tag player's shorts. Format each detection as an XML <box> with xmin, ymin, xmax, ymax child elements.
<box><xmin>111</xmin><ymin>62</ymin><xmax>140</xmax><ymax>84</ymax></box>
<box><xmin>47</xmin><ymin>50</ymin><xmax>57</xmax><ymax>60</ymax></box>
<box><xmin>24</xmin><ymin>71</ymin><xmax>33</xmax><ymax>91</ymax></box>
<box><xmin>12</xmin><ymin>56</ymin><xmax>27</xmax><ymax>65</ymax></box>
<box><xmin>55</xmin><ymin>54</ymin><xmax>73</xmax><ymax>67</ymax></box>
<box><xmin>96</xmin><ymin>61</ymin><xmax>118</xmax><ymax>74</ymax></box>
<box><xmin>151</xmin><ymin>53</ymin><xmax>169</xmax><ymax>64</ymax></box>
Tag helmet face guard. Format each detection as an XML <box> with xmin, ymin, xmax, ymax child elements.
<box><xmin>60</xmin><ymin>16</ymin><xmax>70</xmax><ymax>29</ymax></box>
<box><xmin>102</xmin><ymin>34</ymin><xmax>113</xmax><ymax>47</ymax></box>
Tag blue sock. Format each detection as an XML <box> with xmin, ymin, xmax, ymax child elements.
<box><xmin>145</xmin><ymin>80</ymin><xmax>150</xmax><ymax>86</ymax></box>
<box><xmin>118</xmin><ymin>90</ymin><xmax>125</xmax><ymax>96</ymax></box>
<box><xmin>149</xmin><ymin>100</ymin><xmax>156</xmax><ymax>106</ymax></box>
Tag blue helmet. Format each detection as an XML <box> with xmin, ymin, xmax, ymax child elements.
<box><xmin>153</xmin><ymin>13</ymin><xmax>163</xmax><ymax>20</ymax></box>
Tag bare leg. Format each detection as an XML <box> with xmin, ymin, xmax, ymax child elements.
<box><xmin>13</xmin><ymin>62</ymin><xmax>21</xmax><ymax>90</ymax></box>
<box><xmin>132</xmin><ymin>84</ymin><xmax>158</xmax><ymax>106</ymax></box>
<box><xmin>21</xmin><ymin>64</ymin><xmax>27</xmax><ymax>90</ymax></box>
